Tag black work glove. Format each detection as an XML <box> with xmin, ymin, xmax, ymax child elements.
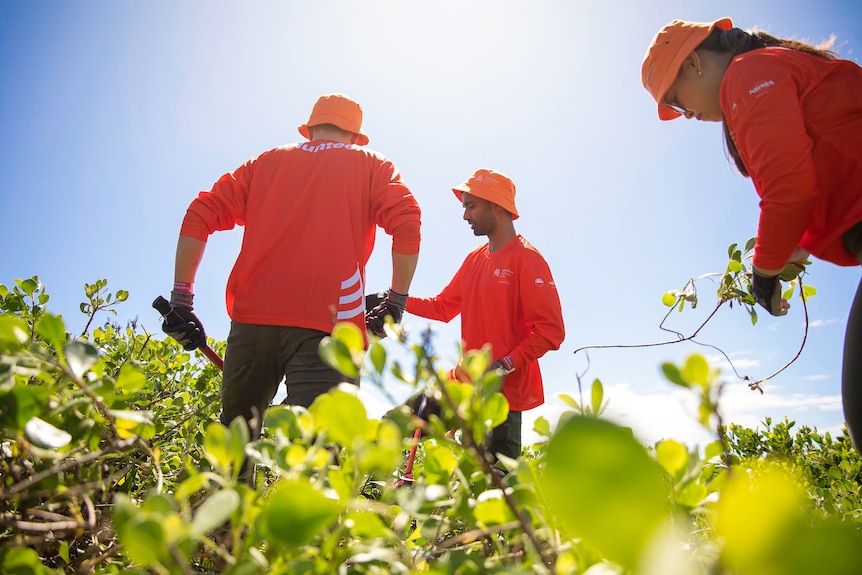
<box><xmin>365</xmin><ymin>290</ymin><xmax>387</xmax><ymax>312</ymax></box>
<box><xmin>161</xmin><ymin>291</ymin><xmax>207</xmax><ymax>350</ymax></box>
<box><xmin>486</xmin><ymin>355</ymin><xmax>516</xmax><ymax>376</ymax></box>
<box><xmin>365</xmin><ymin>289</ymin><xmax>408</xmax><ymax>338</ymax></box>
<box><xmin>751</xmin><ymin>269</ymin><xmax>787</xmax><ymax>316</ymax></box>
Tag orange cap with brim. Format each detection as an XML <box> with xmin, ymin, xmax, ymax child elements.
<box><xmin>298</xmin><ymin>93</ymin><xmax>370</xmax><ymax>145</ymax></box>
<box><xmin>641</xmin><ymin>17</ymin><xmax>734</xmax><ymax>120</ymax></box>
<box><xmin>452</xmin><ymin>168</ymin><xmax>519</xmax><ymax>220</ymax></box>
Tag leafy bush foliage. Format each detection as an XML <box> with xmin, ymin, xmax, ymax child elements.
<box><xmin>1</xmin><ymin>276</ymin><xmax>861</xmax><ymax>574</ymax></box>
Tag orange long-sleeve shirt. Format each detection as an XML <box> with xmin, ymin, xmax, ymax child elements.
<box><xmin>180</xmin><ymin>140</ymin><xmax>421</xmax><ymax>334</ymax></box>
<box><xmin>406</xmin><ymin>236</ymin><xmax>565</xmax><ymax>411</ymax></box>
<box><xmin>721</xmin><ymin>47</ymin><xmax>862</xmax><ymax>269</ymax></box>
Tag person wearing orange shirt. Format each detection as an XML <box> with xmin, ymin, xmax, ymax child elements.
<box><xmin>161</xmin><ymin>93</ymin><xmax>421</xmax><ymax>443</ymax></box>
<box><xmin>405</xmin><ymin>168</ymin><xmax>565</xmax><ymax>460</ymax></box>
<box><xmin>642</xmin><ymin>18</ymin><xmax>862</xmax><ymax>448</ymax></box>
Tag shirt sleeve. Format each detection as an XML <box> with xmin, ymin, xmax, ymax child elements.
<box><xmin>506</xmin><ymin>255</ymin><xmax>565</xmax><ymax>371</ymax></box>
<box><xmin>406</xmin><ymin>263</ymin><xmax>464</xmax><ymax>322</ymax></box>
<box><xmin>369</xmin><ymin>159</ymin><xmax>422</xmax><ymax>255</ymax></box>
<box><xmin>179</xmin><ymin>157</ymin><xmax>255</xmax><ymax>241</ymax></box>
<box><xmin>721</xmin><ymin>54</ymin><xmax>819</xmax><ymax>271</ymax></box>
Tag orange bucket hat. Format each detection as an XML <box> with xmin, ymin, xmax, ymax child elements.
<box><xmin>298</xmin><ymin>93</ymin><xmax>370</xmax><ymax>145</ymax></box>
<box><xmin>452</xmin><ymin>168</ymin><xmax>519</xmax><ymax>220</ymax></box>
<box><xmin>641</xmin><ymin>17</ymin><xmax>733</xmax><ymax>120</ymax></box>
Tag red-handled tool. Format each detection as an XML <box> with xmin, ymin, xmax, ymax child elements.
<box><xmin>152</xmin><ymin>295</ymin><xmax>224</xmax><ymax>370</ymax></box>
<box><xmin>393</xmin><ymin>394</ymin><xmax>430</xmax><ymax>489</ymax></box>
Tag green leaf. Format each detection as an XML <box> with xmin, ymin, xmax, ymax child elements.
<box><xmin>369</xmin><ymin>341</ymin><xmax>386</xmax><ymax>374</ymax></box>
<box><xmin>24</xmin><ymin>417</ymin><xmax>72</xmax><ymax>449</ymax></box>
<box><xmin>704</xmin><ymin>440</ymin><xmax>725</xmax><ymax>461</ymax></box>
<box><xmin>590</xmin><ymin>379</ymin><xmax>604</xmax><ymax>416</ymax></box>
<box><xmin>64</xmin><ymin>340</ymin><xmax>99</xmax><ymax>378</ymax></box>
<box><xmin>424</xmin><ymin>444</ymin><xmax>459</xmax><ymax>483</ymax></box>
<box><xmin>228</xmin><ymin>416</ymin><xmax>250</xmax><ymax>473</ymax></box>
<box><xmin>111</xmin><ymin>409</ymin><xmax>155</xmax><ymax>439</ymax></box>
<box><xmin>558</xmin><ymin>393</ymin><xmax>581</xmax><ymax>411</ymax></box>
<box><xmin>19</xmin><ymin>278</ymin><xmax>39</xmax><ymax>297</ymax></box>
<box><xmin>5</xmin><ymin>387</ymin><xmax>45</xmax><ymax>430</ymax></box>
<box><xmin>678</xmin><ymin>481</ymin><xmax>709</xmax><ymax>508</ymax></box>
<box><xmin>203</xmin><ymin>423</ymin><xmax>233</xmax><ymax>473</ymax></box>
<box><xmin>802</xmin><ymin>285</ymin><xmax>817</xmax><ymax>300</ymax></box>
<box><xmin>331</xmin><ymin>321</ymin><xmax>364</xmax><ymax>354</ymax></box>
<box><xmin>141</xmin><ymin>493</ymin><xmax>175</xmax><ymax>515</ymax></box>
<box><xmin>345</xmin><ymin>511</ymin><xmax>392</xmax><ymax>539</ymax></box>
<box><xmin>744</xmin><ymin>237</ymin><xmax>757</xmax><ymax>253</ymax></box>
<box><xmin>1</xmin><ymin>547</ymin><xmax>53</xmax><ymax>575</ymax></box>
<box><xmin>35</xmin><ymin>313</ymin><xmax>66</xmax><ymax>350</ymax></box>
<box><xmin>681</xmin><ymin>354</ymin><xmax>710</xmax><ymax>387</ymax></box>
<box><xmin>661</xmin><ymin>363</ymin><xmax>689</xmax><ymax>388</ymax></box>
<box><xmin>474</xmin><ymin>490</ymin><xmax>516</xmax><ymax>526</ymax></box>
<box><xmin>263</xmin><ymin>480</ymin><xmax>343</xmax><ymax>546</ymax></box>
<box><xmin>656</xmin><ymin>439</ymin><xmax>688</xmax><ymax>478</ymax></box>
<box><xmin>533</xmin><ymin>416</ymin><xmax>552</xmax><ymax>438</ymax></box>
<box><xmin>121</xmin><ymin>517</ymin><xmax>165</xmax><ymax>565</ymax></box>
<box><xmin>480</xmin><ymin>393</ymin><xmax>509</xmax><ymax>429</ymax></box>
<box><xmin>716</xmin><ymin>464</ymin><xmax>808</xmax><ymax>573</ymax></box>
<box><xmin>115</xmin><ymin>364</ymin><xmax>148</xmax><ymax>394</ymax></box>
<box><xmin>192</xmin><ymin>489</ymin><xmax>240</xmax><ymax>536</ymax></box>
<box><xmin>779</xmin><ymin>264</ymin><xmax>800</xmax><ymax>281</ymax></box>
<box><xmin>309</xmin><ymin>388</ymin><xmax>368</xmax><ymax>446</ymax></box>
<box><xmin>0</xmin><ymin>314</ymin><xmax>30</xmax><ymax>351</ymax></box>
<box><xmin>264</xmin><ymin>405</ymin><xmax>303</xmax><ymax>439</ymax></box>
<box><xmin>318</xmin><ymin>336</ymin><xmax>359</xmax><ymax>379</ymax></box>
<box><xmin>727</xmin><ymin>260</ymin><xmax>744</xmax><ymax>273</ymax></box>
<box><xmin>545</xmin><ymin>416</ymin><xmax>669</xmax><ymax>571</ymax></box>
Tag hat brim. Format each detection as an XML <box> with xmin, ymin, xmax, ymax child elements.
<box><xmin>298</xmin><ymin>123</ymin><xmax>370</xmax><ymax>146</ymax></box>
<box><xmin>452</xmin><ymin>186</ymin><xmax>519</xmax><ymax>220</ymax></box>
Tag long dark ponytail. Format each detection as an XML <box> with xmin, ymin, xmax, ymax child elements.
<box><xmin>697</xmin><ymin>27</ymin><xmax>838</xmax><ymax>176</ymax></box>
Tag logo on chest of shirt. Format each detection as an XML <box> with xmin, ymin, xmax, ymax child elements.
<box><xmin>493</xmin><ymin>268</ymin><xmax>514</xmax><ymax>284</ymax></box>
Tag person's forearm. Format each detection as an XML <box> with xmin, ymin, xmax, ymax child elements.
<box><xmin>391</xmin><ymin>251</ymin><xmax>418</xmax><ymax>294</ymax></box>
<box><xmin>174</xmin><ymin>236</ymin><xmax>207</xmax><ymax>285</ymax></box>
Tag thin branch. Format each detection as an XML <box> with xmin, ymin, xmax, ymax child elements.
<box><xmin>572</xmin><ymin>275</ymin><xmax>812</xmax><ymax>393</ymax></box>
<box><xmin>3</xmin><ymin>436</ymin><xmax>138</xmax><ymax>497</ymax></box>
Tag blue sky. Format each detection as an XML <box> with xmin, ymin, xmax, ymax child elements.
<box><xmin>2</xmin><ymin>1</ymin><xmax>860</xmax><ymax>449</ymax></box>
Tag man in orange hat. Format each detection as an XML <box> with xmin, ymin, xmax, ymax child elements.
<box><xmin>404</xmin><ymin>168</ymin><xmax>565</xmax><ymax>461</ymax></box>
<box><xmin>161</xmin><ymin>93</ymin><xmax>421</xmax><ymax>451</ymax></box>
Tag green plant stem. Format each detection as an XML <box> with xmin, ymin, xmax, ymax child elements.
<box><xmin>424</xmin><ymin>352</ymin><xmax>556</xmax><ymax>572</ymax></box>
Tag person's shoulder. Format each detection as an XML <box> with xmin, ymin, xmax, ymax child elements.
<box><xmin>514</xmin><ymin>235</ymin><xmax>544</xmax><ymax>254</ymax></box>
<box><xmin>254</xmin><ymin>143</ymin><xmax>300</xmax><ymax>158</ymax></box>
<box><xmin>726</xmin><ymin>47</ymin><xmax>816</xmax><ymax>81</ymax></box>
<box><xmin>355</xmin><ymin>145</ymin><xmax>394</xmax><ymax>163</ymax></box>
<box><xmin>513</xmin><ymin>236</ymin><xmax>554</xmax><ymax>265</ymax></box>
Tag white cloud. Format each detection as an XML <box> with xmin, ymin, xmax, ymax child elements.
<box><xmin>522</xmin><ymin>380</ymin><xmax>843</xmax><ymax>451</ymax></box>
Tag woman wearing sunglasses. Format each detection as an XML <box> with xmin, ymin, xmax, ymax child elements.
<box><xmin>641</xmin><ymin>18</ymin><xmax>862</xmax><ymax>448</ymax></box>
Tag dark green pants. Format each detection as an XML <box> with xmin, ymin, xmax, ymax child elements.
<box><xmin>220</xmin><ymin>322</ymin><xmax>357</xmax><ymax>437</ymax></box>
<box><xmin>842</xmin><ymin>223</ymin><xmax>862</xmax><ymax>450</ymax></box>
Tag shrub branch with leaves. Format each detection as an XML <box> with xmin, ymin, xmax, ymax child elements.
<box><xmin>2</xmin><ymin>275</ymin><xmax>861</xmax><ymax>575</ymax></box>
